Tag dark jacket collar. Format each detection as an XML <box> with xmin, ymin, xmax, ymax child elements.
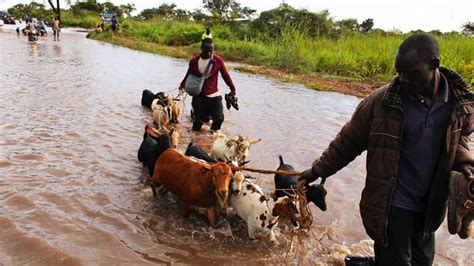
<box><xmin>383</xmin><ymin>67</ymin><xmax>473</xmax><ymax>110</ymax></box>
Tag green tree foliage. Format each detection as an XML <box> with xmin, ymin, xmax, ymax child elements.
<box><xmin>359</xmin><ymin>18</ymin><xmax>374</xmax><ymax>33</ymax></box>
<box><xmin>120</xmin><ymin>4</ymin><xmax>136</xmax><ymax>17</ymax></box>
<box><xmin>101</xmin><ymin>2</ymin><xmax>123</xmax><ymax>17</ymax></box>
<box><xmin>251</xmin><ymin>4</ymin><xmax>335</xmax><ymax>38</ymax></box>
<box><xmin>191</xmin><ymin>9</ymin><xmax>210</xmax><ymax>22</ymax></box>
<box><xmin>139</xmin><ymin>4</ymin><xmax>189</xmax><ymax>20</ymax></box>
<box><xmin>203</xmin><ymin>0</ymin><xmax>255</xmax><ymax>21</ymax></box>
<box><xmin>337</xmin><ymin>18</ymin><xmax>359</xmax><ymax>32</ymax></box>
<box><xmin>72</xmin><ymin>0</ymin><xmax>101</xmax><ymax>12</ymax></box>
<box><xmin>462</xmin><ymin>22</ymin><xmax>474</xmax><ymax>36</ymax></box>
<box><xmin>8</xmin><ymin>2</ymin><xmax>54</xmax><ymax>20</ymax></box>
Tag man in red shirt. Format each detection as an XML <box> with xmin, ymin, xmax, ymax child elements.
<box><xmin>179</xmin><ymin>38</ymin><xmax>236</xmax><ymax>132</ymax></box>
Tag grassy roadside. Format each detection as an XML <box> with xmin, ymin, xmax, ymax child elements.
<box><xmin>85</xmin><ymin>19</ymin><xmax>473</xmax><ymax>97</ymax></box>
<box><xmin>90</xmin><ymin>31</ymin><xmax>378</xmax><ymax>97</ymax></box>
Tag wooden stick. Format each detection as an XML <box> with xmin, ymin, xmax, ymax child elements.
<box><xmin>231</xmin><ymin>166</ymin><xmax>302</xmax><ymax>176</ymax></box>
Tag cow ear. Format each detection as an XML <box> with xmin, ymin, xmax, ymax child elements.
<box><xmin>249</xmin><ymin>138</ymin><xmax>262</xmax><ymax>144</ymax></box>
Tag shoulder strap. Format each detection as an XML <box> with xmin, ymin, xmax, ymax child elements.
<box><xmin>203</xmin><ymin>57</ymin><xmax>214</xmax><ymax>79</ymax></box>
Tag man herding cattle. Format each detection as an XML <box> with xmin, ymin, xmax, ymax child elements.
<box><xmin>179</xmin><ymin>31</ymin><xmax>237</xmax><ymax>133</ymax></box>
<box><xmin>299</xmin><ymin>34</ymin><xmax>474</xmax><ymax>265</ymax></box>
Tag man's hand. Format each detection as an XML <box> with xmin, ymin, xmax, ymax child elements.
<box><xmin>298</xmin><ymin>168</ymin><xmax>319</xmax><ymax>184</ymax></box>
<box><xmin>458</xmin><ymin>163</ymin><xmax>474</xmax><ymax>179</ymax></box>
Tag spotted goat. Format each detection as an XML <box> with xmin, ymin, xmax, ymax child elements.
<box><xmin>210</xmin><ymin>133</ymin><xmax>261</xmax><ymax>165</ymax></box>
<box><xmin>230</xmin><ymin>179</ymin><xmax>300</xmax><ymax>244</ymax></box>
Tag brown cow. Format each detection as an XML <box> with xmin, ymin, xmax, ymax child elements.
<box><xmin>151</xmin><ymin>149</ymin><xmax>233</xmax><ymax>226</ymax></box>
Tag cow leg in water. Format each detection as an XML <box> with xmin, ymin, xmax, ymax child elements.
<box><xmin>207</xmin><ymin>207</ymin><xmax>216</xmax><ymax>227</ymax></box>
<box><xmin>151</xmin><ymin>185</ymin><xmax>157</xmax><ymax>197</ymax></box>
<box><xmin>179</xmin><ymin>201</ymin><xmax>189</xmax><ymax>217</ymax></box>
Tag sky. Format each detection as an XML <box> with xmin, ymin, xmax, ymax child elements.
<box><xmin>0</xmin><ymin>0</ymin><xmax>472</xmax><ymax>32</ymax></box>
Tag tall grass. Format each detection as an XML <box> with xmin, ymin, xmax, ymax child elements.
<box><xmin>61</xmin><ymin>10</ymin><xmax>99</xmax><ymax>29</ymax></box>
<box><xmin>87</xmin><ymin>18</ymin><xmax>474</xmax><ymax>83</ymax></box>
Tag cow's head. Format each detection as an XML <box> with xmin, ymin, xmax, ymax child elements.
<box><xmin>207</xmin><ymin>162</ymin><xmax>233</xmax><ymax>208</ymax></box>
<box><xmin>272</xmin><ymin>196</ymin><xmax>300</xmax><ymax>228</ymax></box>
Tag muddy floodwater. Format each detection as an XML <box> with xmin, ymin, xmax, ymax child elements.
<box><xmin>0</xmin><ymin>26</ymin><xmax>472</xmax><ymax>265</ymax></box>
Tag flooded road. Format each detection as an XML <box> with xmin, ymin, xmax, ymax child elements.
<box><xmin>0</xmin><ymin>27</ymin><xmax>472</xmax><ymax>265</ymax></box>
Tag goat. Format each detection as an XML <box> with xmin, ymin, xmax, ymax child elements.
<box><xmin>230</xmin><ymin>180</ymin><xmax>300</xmax><ymax>244</ymax></box>
<box><xmin>274</xmin><ymin>155</ymin><xmax>327</xmax><ymax>211</ymax></box>
<box><xmin>141</xmin><ymin>90</ymin><xmax>166</xmax><ymax>109</ymax></box>
<box><xmin>210</xmin><ymin>133</ymin><xmax>261</xmax><ymax>165</ymax></box>
<box><xmin>151</xmin><ymin>149</ymin><xmax>233</xmax><ymax>226</ymax></box>
<box><xmin>185</xmin><ymin>142</ymin><xmax>246</xmax><ymax>194</ymax></box>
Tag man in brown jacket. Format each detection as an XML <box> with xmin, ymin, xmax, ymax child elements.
<box><xmin>300</xmin><ymin>34</ymin><xmax>473</xmax><ymax>265</ymax></box>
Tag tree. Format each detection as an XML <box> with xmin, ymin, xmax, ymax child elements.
<box><xmin>251</xmin><ymin>4</ymin><xmax>335</xmax><ymax>38</ymax></box>
<box><xmin>8</xmin><ymin>2</ymin><xmax>53</xmax><ymax>20</ymax></box>
<box><xmin>203</xmin><ymin>0</ymin><xmax>255</xmax><ymax>21</ymax></box>
<box><xmin>139</xmin><ymin>4</ymin><xmax>189</xmax><ymax>20</ymax></box>
<box><xmin>174</xmin><ymin>8</ymin><xmax>190</xmax><ymax>20</ymax></box>
<box><xmin>120</xmin><ymin>3</ymin><xmax>136</xmax><ymax>17</ymax></box>
<box><xmin>462</xmin><ymin>22</ymin><xmax>474</xmax><ymax>36</ymax></box>
<box><xmin>102</xmin><ymin>2</ymin><xmax>123</xmax><ymax>17</ymax></box>
<box><xmin>191</xmin><ymin>9</ymin><xmax>210</xmax><ymax>22</ymax></box>
<box><xmin>337</xmin><ymin>18</ymin><xmax>359</xmax><ymax>32</ymax></box>
<box><xmin>72</xmin><ymin>0</ymin><xmax>100</xmax><ymax>12</ymax></box>
<box><xmin>359</xmin><ymin>18</ymin><xmax>374</xmax><ymax>33</ymax></box>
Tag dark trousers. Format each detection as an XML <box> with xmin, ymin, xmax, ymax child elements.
<box><xmin>374</xmin><ymin>206</ymin><xmax>435</xmax><ymax>266</ymax></box>
<box><xmin>191</xmin><ymin>95</ymin><xmax>224</xmax><ymax>131</ymax></box>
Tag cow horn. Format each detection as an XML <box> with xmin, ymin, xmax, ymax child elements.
<box><xmin>173</xmin><ymin>98</ymin><xmax>181</xmax><ymax>101</ymax></box>
<box><xmin>240</xmin><ymin>160</ymin><xmax>251</xmax><ymax>166</ymax></box>
<box><xmin>249</xmin><ymin>138</ymin><xmax>262</xmax><ymax>144</ymax></box>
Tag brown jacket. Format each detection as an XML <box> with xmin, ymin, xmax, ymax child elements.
<box><xmin>311</xmin><ymin>67</ymin><xmax>474</xmax><ymax>245</ymax></box>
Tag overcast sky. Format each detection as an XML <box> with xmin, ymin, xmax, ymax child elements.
<box><xmin>0</xmin><ymin>0</ymin><xmax>472</xmax><ymax>32</ymax></box>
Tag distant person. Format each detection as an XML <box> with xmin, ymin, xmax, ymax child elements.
<box><xmin>299</xmin><ymin>33</ymin><xmax>473</xmax><ymax>265</ymax></box>
<box><xmin>202</xmin><ymin>26</ymin><xmax>212</xmax><ymax>39</ymax></box>
<box><xmin>52</xmin><ymin>16</ymin><xmax>60</xmax><ymax>41</ymax></box>
<box><xmin>111</xmin><ymin>15</ymin><xmax>118</xmax><ymax>32</ymax></box>
<box><xmin>100</xmin><ymin>15</ymin><xmax>105</xmax><ymax>31</ymax></box>
<box><xmin>36</xmin><ymin>18</ymin><xmax>47</xmax><ymax>35</ymax></box>
<box><xmin>95</xmin><ymin>24</ymin><xmax>103</xmax><ymax>33</ymax></box>
<box><xmin>179</xmin><ymin>34</ymin><xmax>236</xmax><ymax>133</ymax></box>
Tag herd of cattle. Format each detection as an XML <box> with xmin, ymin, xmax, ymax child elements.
<box><xmin>138</xmin><ymin>90</ymin><xmax>328</xmax><ymax>244</ymax></box>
